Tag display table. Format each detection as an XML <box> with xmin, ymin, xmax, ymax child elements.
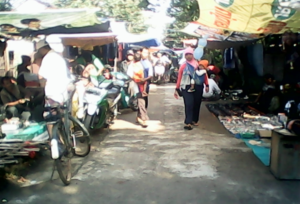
<box><xmin>0</xmin><ymin>122</ymin><xmax>49</xmax><ymax>167</ymax></box>
<box><xmin>3</xmin><ymin>122</ymin><xmax>48</xmax><ymax>142</ymax></box>
<box><xmin>270</xmin><ymin>129</ymin><xmax>300</xmax><ymax>180</ymax></box>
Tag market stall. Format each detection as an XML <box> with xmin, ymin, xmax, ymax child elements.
<box><xmin>178</xmin><ymin>1</ymin><xmax>300</xmax><ymax>178</ymax></box>
<box><xmin>206</xmin><ymin>103</ymin><xmax>284</xmax><ymax>166</ymax></box>
<box><xmin>0</xmin><ymin>8</ymin><xmax>111</xmax><ymax>72</ymax></box>
<box><xmin>0</xmin><ymin>9</ymin><xmax>116</xmax><ymax>169</ymax></box>
<box><xmin>0</xmin><ymin>121</ymin><xmax>48</xmax><ymax>167</ymax></box>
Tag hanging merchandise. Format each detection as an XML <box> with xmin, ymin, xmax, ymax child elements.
<box><xmin>223</xmin><ymin>48</ymin><xmax>235</xmax><ymax>69</ymax></box>
<box><xmin>247</xmin><ymin>44</ymin><xmax>264</xmax><ymax>76</ymax></box>
<box><xmin>282</xmin><ymin>32</ymin><xmax>299</xmax><ymax>70</ymax></box>
<box><xmin>194</xmin><ymin>38</ymin><xmax>207</xmax><ymax>60</ymax></box>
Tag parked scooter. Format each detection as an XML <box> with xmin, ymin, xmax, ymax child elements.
<box><xmin>82</xmin><ymin>73</ymin><xmax>136</xmax><ymax>131</ymax></box>
<box><xmin>81</xmin><ymin>79</ymin><xmax>112</xmax><ymax>131</ymax></box>
<box><xmin>110</xmin><ymin>72</ymin><xmax>138</xmax><ymax>111</ymax></box>
<box><xmin>76</xmin><ymin>63</ymin><xmax>139</xmax><ymax>131</ymax></box>
<box><xmin>169</xmin><ymin>66</ymin><xmax>178</xmax><ymax>83</ymax></box>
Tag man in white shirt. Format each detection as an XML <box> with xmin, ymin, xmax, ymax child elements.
<box><xmin>203</xmin><ymin>77</ymin><xmax>222</xmax><ymax>99</ymax></box>
<box><xmin>37</xmin><ymin>37</ymin><xmax>72</xmax><ymax>103</ymax></box>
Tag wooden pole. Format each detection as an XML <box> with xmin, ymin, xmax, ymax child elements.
<box><xmin>113</xmin><ymin>39</ymin><xmax>118</xmax><ymax>72</ymax></box>
<box><xmin>4</xmin><ymin>46</ymin><xmax>10</xmax><ymax>73</ymax></box>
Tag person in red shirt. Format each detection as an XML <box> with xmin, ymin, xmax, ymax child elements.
<box><xmin>174</xmin><ymin>47</ymin><xmax>209</xmax><ymax>130</ymax></box>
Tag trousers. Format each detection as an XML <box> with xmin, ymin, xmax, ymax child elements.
<box><xmin>7</xmin><ymin>106</ymin><xmax>31</xmax><ymax>120</ymax></box>
<box><xmin>137</xmin><ymin>97</ymin><xmax>149</xmax><ymax>121</ymax></box>
<box><xmin>145</xmin><ymin>96</ymin><xmax>148</xmax><ymax>109</ymax></box>
<box><xmin>181</xmin><ymin>85</ymin><xmax>203</xmax><ymax>125</ymax></box>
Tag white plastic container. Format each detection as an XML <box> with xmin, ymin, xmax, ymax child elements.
<box><xmin>1</xmin><ymin>124</ymin><xmax>20</xmax><ymax>135</ymax></box>
<box><xmin>51</xmin><ymin>139</ymin><xmax>59</xmax><ymax>159</ymax></box>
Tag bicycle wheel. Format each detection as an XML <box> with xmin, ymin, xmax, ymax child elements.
<box><xmin>69</xmin><ymin>115</ymin><xmax>91</xmax><ymax>157</ymax></box>
<box><xmin>52</xmin><ymin>123</ymin><xmax>72</xmax><ymax>186</ymax></box>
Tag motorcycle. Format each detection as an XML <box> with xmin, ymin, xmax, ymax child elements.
<box><xmin>81</xmin><ymin>73</ymin><xmax>137</xmax><ymax>131</ymax></box>
<box><xmin>81</xmin><ymin>79</ymin><xmax>112</xmax><ymax>131</ymax></box>
<box><xmin>169</xmin><ymin>65</ymin><xmax>178</xmax><ymax>83</ymax></box>
<box><xmin>110</xmin><ymin>72</ymin><xmax>138</xmax><ymax>111</ymax></box>
<box><xmin>152</xmin><ymin>51</ymin><xmax>179</xmax><ymax>84</ymax></box>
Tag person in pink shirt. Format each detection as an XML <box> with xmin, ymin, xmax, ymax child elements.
<box><xmin>174</xmin><ymin>47</ymin><xmax>209</xmax><ymax>130</ymax></box>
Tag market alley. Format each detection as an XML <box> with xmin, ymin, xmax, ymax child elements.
<box><xmin>2</xmin><ymin>84</ymin><xmax>300</xmax><ymax>204</ymax></box>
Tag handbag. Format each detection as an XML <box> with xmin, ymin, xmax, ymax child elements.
<box><xmin>176</xmin><ymin>88</ymin><xmax>183</xmax><ymax>97</ymax></box>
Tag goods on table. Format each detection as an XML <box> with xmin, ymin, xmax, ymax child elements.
<box><xmin>0</xmin><ymin>121</ymin><xmax>49</xmax><ymax>168</ymax></box>
<box><xmin>3</xmin><ymin>122</ymin><xmax>48</xmax><ymax>141</ymax></box>
<box><xmin>206</xmin><ymin>103</ymin><xmax>279</xmax><ymax>166</ymax></box>
<box><xmin>206</xmin><ymin>103</ymin><xmax>283</xmax><ymax>135</ymax></box>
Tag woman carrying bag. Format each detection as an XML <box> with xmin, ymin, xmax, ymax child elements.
<box><xmin>174</xmin><ymin>48</ymin><xmax>209</xmax><ymax>130</ymax></box>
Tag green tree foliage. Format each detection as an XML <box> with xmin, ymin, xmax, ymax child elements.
<box><xmin>55</xmin><ymin>0</ymin><xmax>149</xmax><ymax>33</ymax></box>
<box><xmin>168</xmin><ymin>0</ymin><xmax>199</xmax><ymax>30</ymax></box>
<box><xmin>0</xmin><ymin>0</ymin><xmax>12</xmax><ymax>11</ymax></box>
<box><xmin>164</xmin><ymin>0</ymin><xmax>199</xmax><ymax>48</ymax></box>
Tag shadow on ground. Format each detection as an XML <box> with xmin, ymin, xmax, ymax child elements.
<box><xmin>1</xmin><ymin>84</ymin><xmax>300</xmax><ymax>204</ymax></box>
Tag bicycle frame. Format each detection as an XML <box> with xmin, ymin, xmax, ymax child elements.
<box><xmin>45</xmin><ymin>84</ymin><xmax>76</xmax><ymax>157</ymax></box>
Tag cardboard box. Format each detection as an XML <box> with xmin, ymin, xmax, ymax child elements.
<box><xmin>270</xmin><ymin>130</ymin><xmax>300</xmax><ymax>180</ymax></box>
<box><xmin>256</xmin><ymin>129</ymin><xmax>272</xmax><ymax>138</ymax></box>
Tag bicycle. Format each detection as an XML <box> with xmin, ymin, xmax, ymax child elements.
<box><xmin>44</xmin><ymin>84</ymin><xmax>91</xmax><ymax>185</ymax></box>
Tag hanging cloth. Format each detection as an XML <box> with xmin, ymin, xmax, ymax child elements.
<box><xmin>223</xmin><ymin>48</ymin><xmax>235</xmax><ymax>69</ymax></box>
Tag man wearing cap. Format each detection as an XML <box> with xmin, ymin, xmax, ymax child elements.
<box><xmin>119</xmin><ymin>50</ymin><xmax>134</xmax><ymax>74</ymax></box>
<box><xmin>37</xmin><ymin>36</ymin><xmax>72</xmax><ymax>104</ymax></box>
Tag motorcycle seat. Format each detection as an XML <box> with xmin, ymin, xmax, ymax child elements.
<box><xmin>98</xmin><ymin>80</ymin><xmax>114</xmax><ymax>90</ymax></box>
<box><xmin>86</xmin><ymin>87</ymin><xmax>103</xmax><ymax>95</ymax></box>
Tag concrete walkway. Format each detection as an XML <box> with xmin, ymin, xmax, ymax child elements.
<box><xmin>1</xmin><ymin>84</ymin><xmax>300</xmax><ymax>204</ymax></box>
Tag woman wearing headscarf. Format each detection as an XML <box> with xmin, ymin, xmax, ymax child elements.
<box><xmin>174</xmin><ymin>47</ymin><xmax>209</xmax><ymax>130</ymax></box>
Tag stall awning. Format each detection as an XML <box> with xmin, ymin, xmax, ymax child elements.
<box><xmin>182</xmin><ymin>23</ymin><xmax>261</xmax><ymax>42</ymax></box>
<box><xmin>196</xmin><ymin>0</ymin><xmax>300</xmax><ymax>34</ymax></box>
<box><xmin>181</xmin><ymin>22</ymin><xmax>259</xmax><ymax>48</ymax></box>
<box><xmin>0</xmin><ymin>9</ymin><xmax>110</xmax><ymax>37</ymax></box>
<box><xmin>47</xmin><ymin>33</ymin><xmax>117</xmax><ymax>47</ymax></box>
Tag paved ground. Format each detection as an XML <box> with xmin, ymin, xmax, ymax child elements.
<box><xmin>1</xmin><ymin>84</ymin><xmax>300</xmax><ymax>204</ymax></box>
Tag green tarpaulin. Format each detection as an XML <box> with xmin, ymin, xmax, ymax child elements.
<box><xmin>0</xmin><ymin>9</ymin><xmax>107</xmax><ymax>36</ymax></box>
